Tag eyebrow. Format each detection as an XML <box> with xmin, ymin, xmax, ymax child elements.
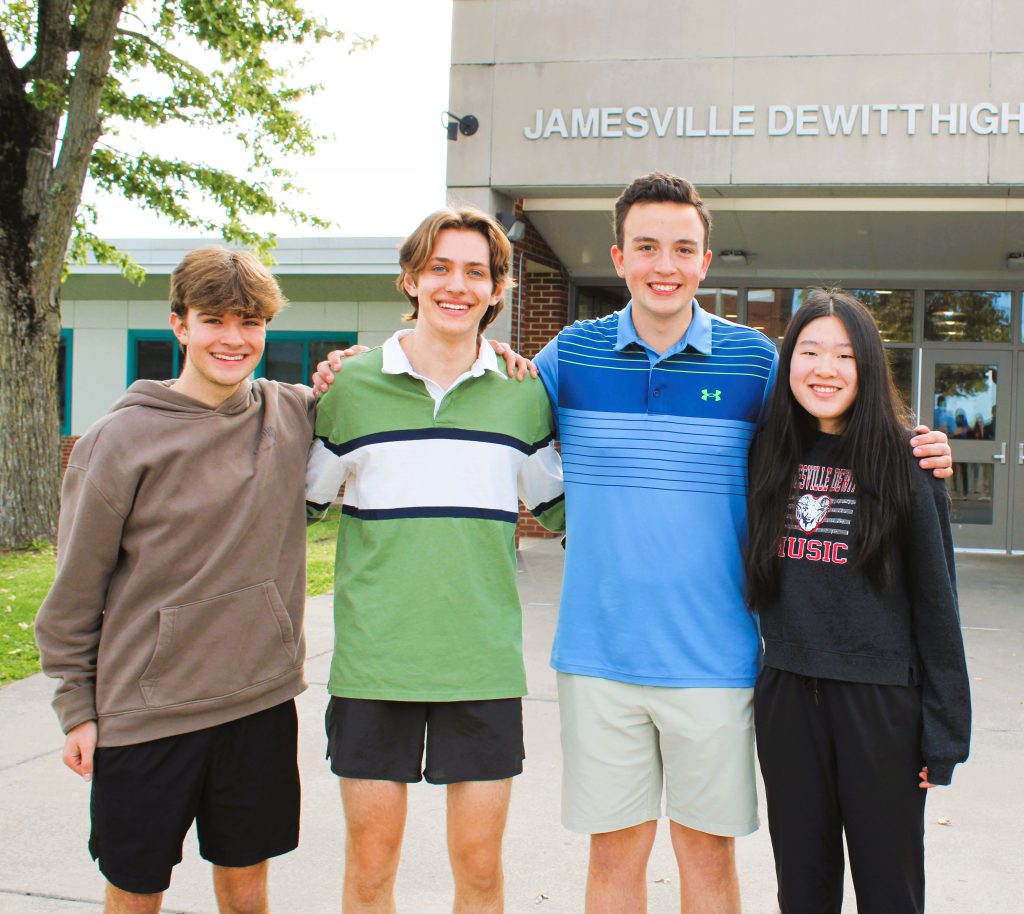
<box><xmin>429</xmin><ymin>256</ymin><xmax>489</xmax><ymax>268</ymax></box>
<box><xmin>631</xmin><ymin>235</ymin><xmax>699</xmax><ymax>246</ymax></box>
<box><xmin>797</xmin><ymin>337</ymin><xmax>853</xmax><ymax>348</ymax></box>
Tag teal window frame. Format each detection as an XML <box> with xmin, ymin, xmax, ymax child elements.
<box><xmin>127</xmin><ymin>330</ymin><xmax>181</xmax><ymax>385</ymax></box>
<box><xmin>59</xmin><ymin>329</ymin><xmax>72</xmax><ymax>435</ymax></box>
<box><xmin>256</xmin><ymin>331</ymin><xmax>359</xmax><ymax>385</ymax></box>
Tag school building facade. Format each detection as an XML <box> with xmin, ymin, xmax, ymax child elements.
<box><xmin>444</xmin><ymin>0</ymin><xmax>1024</xmax><ymax>553</ymax></box>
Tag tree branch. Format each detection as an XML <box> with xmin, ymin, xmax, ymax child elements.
<box><xmin>0</xmin><ymin>25</ymin><xmax>21</xmax><ymax>80</ymax></box>
<box><xmin>32</xmin><ymin>0</ymin><xmax>74</xmax><ymax>84</ymax></box>
<box><xmin>115</xmin><ymin>26</ymin><xmax>206</xmax><ymax>81</ymax></box>
<box><xmin>35</xmin><ymin>0</ymin><xmax>125</xmax><ymax>306</ymax></box>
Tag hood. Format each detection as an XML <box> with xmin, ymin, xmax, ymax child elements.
<box><xmin>110</xmin><ymin>379</ymin><xmax>254</xmax><ymax>418</ymax></box>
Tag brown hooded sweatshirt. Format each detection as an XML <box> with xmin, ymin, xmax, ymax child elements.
<box><xmin>36</xmin><ymin>378</ymin><xmax>316</xmax><ymax>747</ymax></box>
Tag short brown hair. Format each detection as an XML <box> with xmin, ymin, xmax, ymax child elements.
<box><xmin>397</xmin><ymin>207</ymin><xmax>514</xmax><ymax>334</ymax></box>
<box><xmin>170</xmin><ymin>246</ymin><xmax>286</xmax><ymax>322</ymax></box>
<box><xmin>614</xmin><ymin>172</ymin><xmax>712</xmax><ymax>252</ymax></box>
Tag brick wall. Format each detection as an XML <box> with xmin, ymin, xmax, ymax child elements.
<box><xmin>60</xmin><ymin>436</ymin><xmax>78</xmax><ymax>472</ymax></box>
<box><xmin>510</xmin><ymin>204</ymin><xmax>570</xmax><ymax>539</ymax></box>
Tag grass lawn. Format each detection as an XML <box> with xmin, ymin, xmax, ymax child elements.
<box><xmin>0</xmin><ymin>541</ymin><xmax>54</xmax><ymax>686</ymax></box>
<box><xmin>306</xmin><ymin>507</ymin><xmax>341</xmax><ymax>596</ymax></box>
<box><xmin>0</xmin><ymin>508</ymin><xmax>342</xmax><ymax>687</ymax></box>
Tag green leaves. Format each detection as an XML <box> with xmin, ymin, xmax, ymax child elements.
<box><xmin>26</xmin><ymin>78</ymin><xmax>68</xmax><ymax>112</ymax></box>
<box><xmin>0</xmin><ymin>1</ymin><xmax>37</xmax><ymax>51</ymax></box>
<box><xmin>67</xmin><ymin>205</ymin><xmax>146</xmax><ymax>284</ymax></box>
<box><xmin>9</xmin><ymin>0</ymin><xmax>372</xmax><ymax>273</ymax></box>
<box><xmin>88</xmin><ymin>145</ymin><xmax>329</xmax><ymax>258</ymax></box>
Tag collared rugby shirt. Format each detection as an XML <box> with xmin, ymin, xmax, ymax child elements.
<box><xmin>306</xmin><ymin>336</ymin><xmax>564</xmax><ymax>700</ymax></box>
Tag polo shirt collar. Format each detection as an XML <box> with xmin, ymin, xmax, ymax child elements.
<box><xmin>614</xmin><ymin>300</ymin><xmax>714</xmax><ymax>357</ymax></box>
<box><xmin>381</xmin><ymin>329</ymin><xmax>506</xmax><ymax>379</ymax></box>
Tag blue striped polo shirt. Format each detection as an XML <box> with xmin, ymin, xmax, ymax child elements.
<box><xmin>534</xmin><ymin>301</ymin><xmax>778</xmax><ymax>687</ymax></box>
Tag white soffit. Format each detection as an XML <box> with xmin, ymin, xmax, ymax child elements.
<box><xmin>523</xmin><ymin>197</ymin><xmax>1024</xmax><ymax>215</ymax></box>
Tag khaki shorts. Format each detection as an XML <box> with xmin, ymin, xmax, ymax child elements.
<box><xmin>557</xmin><ymin>673</ymin><xmax>759</xmax><ymax>836</ymax></box>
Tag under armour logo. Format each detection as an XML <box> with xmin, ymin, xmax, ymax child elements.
<box><xmin>701</xmin><ymin>389</ymin><xmax>722</xmax><ymax>401</ymax></box>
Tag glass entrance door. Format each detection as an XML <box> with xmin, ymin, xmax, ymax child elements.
<box><xmin>922</xmin><ymin>350</ymin><xmax>1013</xmax><ymax>550</ymax></box>
<box><xmin>1012</xmin><ymin>353</ymin><xmax>1024</xmax><ymax>553</ymax></box>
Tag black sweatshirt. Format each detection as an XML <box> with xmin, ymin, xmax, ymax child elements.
<box><xmin>759</xmin><ymin>432</ymin><xmax>971</xmax><ymax>785</ymax></box>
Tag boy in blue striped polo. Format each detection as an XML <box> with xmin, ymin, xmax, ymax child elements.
<box><xmin>305</xmin><ymin>207</ymin><xmax>564</xmax><ymax>913</ymax></box>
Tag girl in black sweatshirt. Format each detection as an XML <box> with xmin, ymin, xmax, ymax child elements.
<box><xmin>745</xmin><ymin>289</ymin><xmax>970</xmax><ymax>914</ymax></box>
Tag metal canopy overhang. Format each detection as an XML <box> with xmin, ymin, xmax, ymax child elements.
<box><xmin>515</xmin><ymin>188</ymin><xmax>1024</xmax><ymax>285</ymax></box>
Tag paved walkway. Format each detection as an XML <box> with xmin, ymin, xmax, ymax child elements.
<box><xmin>1</xmin><ymin>541</ymin><xmax>1020</xmax><ymax>913</ymax></box>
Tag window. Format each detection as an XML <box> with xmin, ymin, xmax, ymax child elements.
<box><xmin>128</xmin><ymin>331</ymin><xmax>181</xmax><ymax>383</ymax></box>
<box><xmin>925</xmin><ymin>290</ymin><xmax>1011</xmax><ymax>343</ymax></box>
<box><xmin>695</xmin><ymin>288</ymin><xmax>738</xmax><ymax>322</ymax></box>
<box><xmin>745</xmin><ymin>288</ymin><xmax>804</xmax><ymax>342</ymax></box>
<box><xmin>846</xmin><ymin>289</ymin><xmax>914</xmax><ymax>343</ymax></box>
<box><xmin>574</xmin><ymin>285</ymin><xmax>630</xmax><ymax>322</ymax></box>
<box><xmin>258</xmin><ymin>333</ymin><xmax>358</xmax><ymax>385</ymax></box>
<box><xmin>58</xmin><ymin>330</ymin><xmax>72</xmax><ymax>435</ymax></box>
<box><xmin>885</xmin><ymin>348</ymin><xmax>914</xmax><ymax>413</ymax></box>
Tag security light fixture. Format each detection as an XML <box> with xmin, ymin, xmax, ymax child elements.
<box><xmin>1007</xmin><ymin>252</ymin><xmax>1024</xmax><ymax>270</ymax></box>
<box><xmin>718</xmin><ymin>250</ymin><xmax>748</xmax><ymax>266</ymax></box>
<box><xmin>497</xmin><ymin>212</ymin><xmax>527</xmax><ymax>242</ymax></box>
<box><xmin>443</xmin><ymin>112</ymin><xmax>479</xmax><ymax>141</ymax></box>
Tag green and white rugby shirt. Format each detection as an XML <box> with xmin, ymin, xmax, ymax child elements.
<box><xmin>306</xmin><ymin>332</ymin><xmax>564</xmax><ymax>701</ymax></box>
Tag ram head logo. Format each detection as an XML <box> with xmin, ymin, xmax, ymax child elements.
<box><xmin>794</xmin><ymin>494</ymin><xmax>831</xmax><ymax>533</ymax></box>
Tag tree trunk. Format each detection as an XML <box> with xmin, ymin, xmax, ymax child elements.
<box><xmin>0</xmin><ymin>0</ymin><xmax>125</xmax><ymax>548</ymax></box>
<box><xmin>0</xmin><ymin>249</ymin><xmax>61</xmax><ymax>548</ymax></box>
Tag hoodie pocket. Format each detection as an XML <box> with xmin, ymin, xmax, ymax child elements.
<box><xmin>139</xmin><ymin>580</ymin><xmax>299</xmax><ymax>708</ymax></box>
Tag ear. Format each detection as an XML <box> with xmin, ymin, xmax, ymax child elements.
<box><xmin>610</xmin><ymin>244</ymin><xmax>626</xmax><ymax>278</ymax></box>
<box><xmin>169</xmin><ymin>312</ymin><xmax>188</xmax><ymax>345</ymax></box>
<box><xmin>491</xmin><ymin>282</ymin><xmax>505</xmax><ymax>304</ymax></box>
<box><xmin>699</xmin><ymin>248</ymin><xmax>712</xmax><ymax>280</ymax></box>
<box><xmin>402</xmin><ymin>272</ymin><xmax>418</xmax><ymax>299</ymax></box>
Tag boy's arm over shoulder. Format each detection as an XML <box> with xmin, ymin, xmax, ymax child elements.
<box><xmin>909</xmin><ymin>425</ymin><xmax>953</xmax><ymax>479</ymax></box>
<box><xmin>532</xmin><ymin>338</ymin><xmax>559</xmax><ymax>409</ymax></box>
<box><xmin>304</xmin><ymin>366</ymin><xmax>360</xmax><ymax>519</ymax></box>
<box><xmin>35</xmin><ymin>435</ymin><xmax>134</xmax><ymax>735</ymax></box>
<box><xmin>517</xmin><ymin>385</ymin><xmax>565</xmax><ymax>533</ymax></box>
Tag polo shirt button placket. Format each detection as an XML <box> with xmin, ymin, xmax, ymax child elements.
<box><xmin>649</xmin><ymin>379</ymin><xmax>663</xmax><ymax>413</ymax></box>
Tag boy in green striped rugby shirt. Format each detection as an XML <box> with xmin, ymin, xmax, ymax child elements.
<box><xmin>305</xmin><ymin>207</ymin><xmax>564</xmax><ymax>914</ymax></box>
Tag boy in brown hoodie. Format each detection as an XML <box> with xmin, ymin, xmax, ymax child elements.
<box><xmin>36</xmin><ymin>247</ymin><xmax>316</xmax><ymax>914</ymax></box>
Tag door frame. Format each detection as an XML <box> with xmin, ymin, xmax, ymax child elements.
<box><xmin>1012</xmin><ymin>352</ymin><xmax>1024</xmax><ymax>553</ymax></box>
<box><xmin>921</xmin><ymin>349</ymin><xmax>1013</xmax><ymax>550</ymax></box>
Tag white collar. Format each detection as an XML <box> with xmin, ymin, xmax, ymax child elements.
<box><xmin>380</xmin><ymin>329</ymin><xmax>506</xmax><ymax>381</ymax></box>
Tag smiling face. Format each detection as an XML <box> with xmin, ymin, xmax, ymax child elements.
<box><xmin>610</xmin><ymin>201</ymin><xmax>712</xmax><ymax>337</ymax></box>
<box><xmin>402</xmin><ymin>228</ymin><xmax>503</xmax><ymax>343</ymax></box>
<box><xmin>789</xmin><ymin>315</ymin><xmax>859</xmax><ymax>434</ymax></box>
<box><xmin>170</xmin><ymin>308</ymin><xmax>266</xmax><ymax>406</ymax></box>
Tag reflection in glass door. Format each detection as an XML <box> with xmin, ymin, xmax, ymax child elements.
<box><xmin>1013</xmin><ymin>353</ymin><xmax>1024</xmax><ymax>553</ymax></box>
<box><xmin>923</xmin><ymin>350</ymin><xmax>1012</xmax><ymax>550</ymax></box>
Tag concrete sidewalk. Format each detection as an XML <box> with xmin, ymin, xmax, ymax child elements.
<box><xmin>1</xmin><ymin>540</ymin><xmax>1020</xmax><ymax>913</ymax></box>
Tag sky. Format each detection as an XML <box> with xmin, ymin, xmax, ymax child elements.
<box><xmin>86</xmin><ymin>0</ymin><xmax>454</xmax><ymax>240</ymax></box>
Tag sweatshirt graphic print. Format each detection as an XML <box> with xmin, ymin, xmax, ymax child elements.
<box><xmin>778</xmin><ymin>460</ymin><xmax>857</xmax><ymax>566</ymax></box>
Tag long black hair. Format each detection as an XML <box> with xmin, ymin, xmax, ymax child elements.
<box><xmin>745</xmin><ymin>289</ymin><xmax>915</xmax><ymax>611</ymax></box>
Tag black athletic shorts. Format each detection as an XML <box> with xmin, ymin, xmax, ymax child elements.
<box><xmin>88</xmin><ymin>700</ymin><xmax>300</xmax><ymax>895</ymax></box>
<box><xmin>325</xmin><ymin>695</ymin><xmax>524</xmax><ymax>785</ymax></box>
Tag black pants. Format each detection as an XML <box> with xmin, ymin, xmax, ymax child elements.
<box><xmin>755</xmin><ymin>668</ymin><xmax>927</xmax><ymax>914</ymax></box>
